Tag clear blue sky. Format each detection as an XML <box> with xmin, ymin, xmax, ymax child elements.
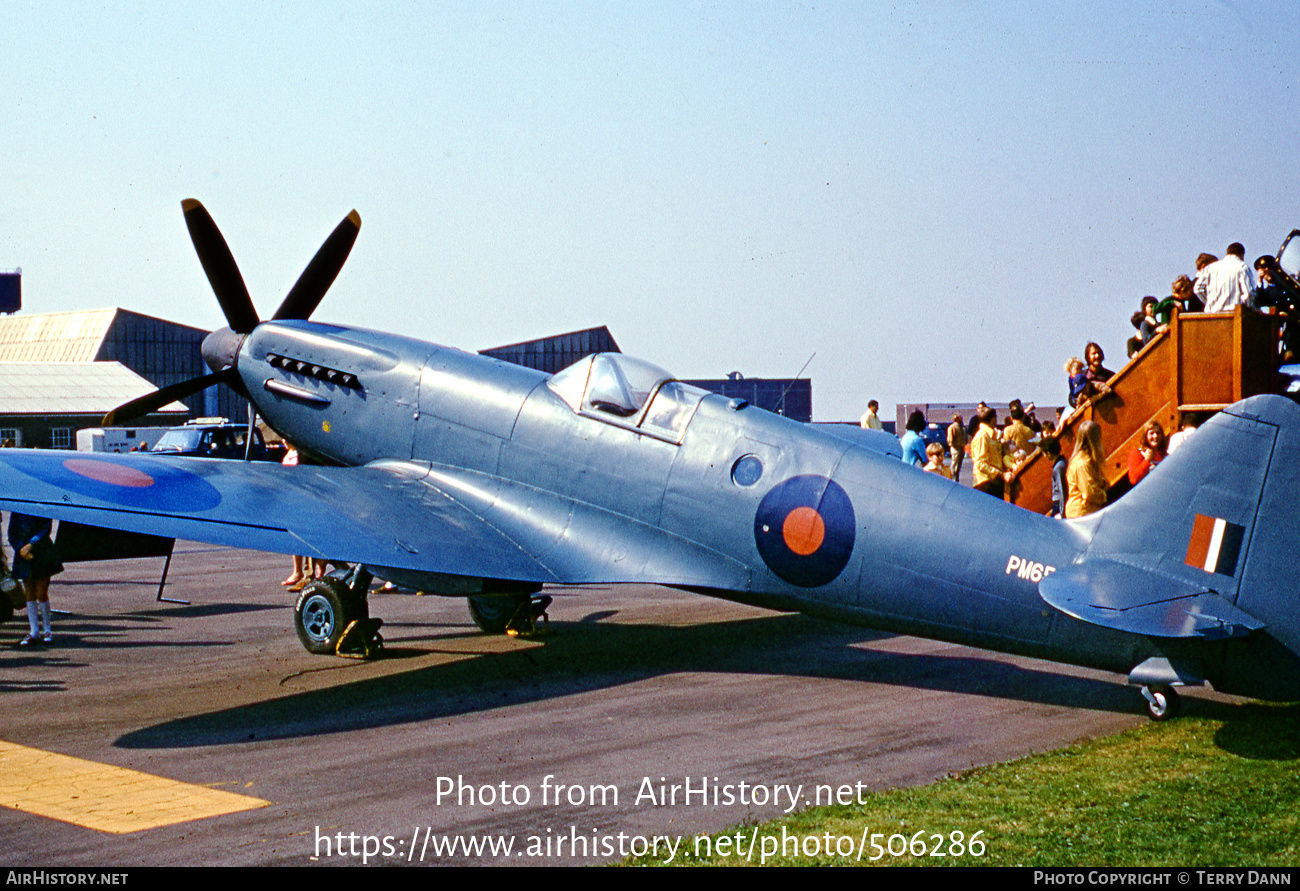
<box><xmin>4</xmin><ymin>1</ymin><xmax>1298</xmax><ymax>421</ymax></box>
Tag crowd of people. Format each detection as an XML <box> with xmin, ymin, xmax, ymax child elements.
<box><xmin>863</xmin><ymin>241</ymin><xmax>1289</xmax><ymax>519</ymax></box>
<box><xmin>877</xmin><ymin>399</ymin><xmax>1062</xmax><ymax>501</ymax></box>
<box><xmin>864</xmin><ymin>393</ymin><xmax>1204</xmax><ymax>521</ymax></box>
<box><xmin>1123</xmin><ymin>243</ymin><xmax>1300</xmax><ymax>360</ymax></box>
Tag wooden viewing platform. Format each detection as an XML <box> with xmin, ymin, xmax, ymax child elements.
<box><xmin>1009</xmin><ymin>304</ymin><xmax>1280</xmax><ymax>514</ymax></box>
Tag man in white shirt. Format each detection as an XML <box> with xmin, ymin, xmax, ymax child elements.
<box><xmin>1194</xmin><ymin>243</ymin><xmax>1256</xmax><ymax>313</ymax></box>
<box><xmin>1167</xmin><ymin>414</ymin><xmax>1200</xmax><ymax>455</ymax></box>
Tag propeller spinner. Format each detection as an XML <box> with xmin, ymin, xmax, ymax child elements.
<box><xmin>101</xmin><ymin>201</ymin><xmax>361</xmax><ymax>426</ymax></box>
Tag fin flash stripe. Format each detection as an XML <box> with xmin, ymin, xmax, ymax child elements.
<box><xmin>1185</xmin><ymin>514</ymin><xmax>1245</xmax><ymax>576</ymax></box>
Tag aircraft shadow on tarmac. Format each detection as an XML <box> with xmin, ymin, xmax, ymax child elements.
<box><xmin>129</xmin><ymin>603</ymin><xmax>284</xmax><ymax>620</ymax></box>
<box><xmin>2</xmin><ymin>602</ymin><xmax>282</xmax><ymax>652</ymax></box>
<box><xmin>114</xmin><ymin>610</ymin><xmax>1161</xmax><ymax>749</ymax></box>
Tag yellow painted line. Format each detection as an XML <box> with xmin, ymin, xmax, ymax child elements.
<box><xmin>0</xmin><ymin>741</ymin><xmax>269</xmax><ymax>834</ymax></box>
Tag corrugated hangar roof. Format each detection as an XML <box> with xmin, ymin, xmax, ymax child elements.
<box><xmin>0</xmin><ymin>362</ymin><xmax>188</xmax><ymax>416</ymax></box>
<box><xmin>0</xmin><ymin>308</ymin><xmax>121</xmax><ymax>362</ymax></box>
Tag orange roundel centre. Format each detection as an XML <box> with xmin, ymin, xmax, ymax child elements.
<box><xmin>782</xmin><ymin>506</ymin><xmax>825</xmax><ymax>556</ymax></box>
<box><xmin>63</xmin><ymin>459</ymin><xmax>155</xmax><ymax>488</ymax></box>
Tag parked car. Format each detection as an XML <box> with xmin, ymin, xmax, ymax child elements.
<box><xmin>150</xmin><ymin>418</ymin><xmax>276</xmax><ymax>461</ymax></box>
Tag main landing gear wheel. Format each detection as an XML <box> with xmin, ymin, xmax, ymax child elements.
<box><xmin>1141</xmin><ymin>684</ymin><xmax>1181</xmax><ymax>721</ymax></box>
<box><xmin>295</xmin><ymin>577</ymin><xmax>383</xmax><ymax>659</ymax></box>
<box><xmin>467</xmin><ymin>593</ymin><xmax>553</xmax><ymax>636</ymax></box>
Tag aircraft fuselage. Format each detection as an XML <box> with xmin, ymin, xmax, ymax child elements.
<box><xmin>239</xmin><ymin>320</ymin><xmax>1167</xmax><ymax>684</ymax></box>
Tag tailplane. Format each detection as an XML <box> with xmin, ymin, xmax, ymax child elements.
<box><xmin>1040</xmin><ymin>395</ymin><xmax>1300</xmax><ymax>702</ymax></box>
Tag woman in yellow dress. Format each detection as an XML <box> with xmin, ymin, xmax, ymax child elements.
<box><xmin>1065</xmin><ymin>420</ymin><xmax>1107</xmax><ymax>518</ymax></box>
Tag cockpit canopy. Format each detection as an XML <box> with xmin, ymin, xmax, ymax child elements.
<box><xmin>547</xmin><ymin>353</ymin><xmax>707</xmax><ymax>442</ymax></box>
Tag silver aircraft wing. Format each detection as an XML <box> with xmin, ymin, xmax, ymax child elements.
<box><xmin>0</xmin><ymin>450</ymin><xmax>750</xmax><ymax>590</ymax></box>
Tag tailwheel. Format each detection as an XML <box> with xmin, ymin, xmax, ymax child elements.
<box><xmin>467</xmin><ymin>593</ymin><xmax>552</xmax><ymax>637</ymax></box>
<box><xmin>295</xmin><ymin>575</ymin><xmax>383</xmax><ymax>659</ymax></box>
<box><xmin>1140</xmin><ymin>684</ymin><xmax>1181</xmax><ymax>721</ymax></box>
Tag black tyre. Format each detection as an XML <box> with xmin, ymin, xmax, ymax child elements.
<box><xmin>295</xmin><ymin>578</ymin><xmax>361</xmax><ymax>655</ymax></box>
<box><xmin>1144</xmin><ymin>685</ymin><xmax>1181</xmax><ymax>721</ymax></box>
<box><xmin>467</xmin><ymin>594</ymin><xmax>527</xmax><ymax>634</ymax></box>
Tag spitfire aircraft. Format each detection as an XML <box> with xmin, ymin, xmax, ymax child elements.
<box><xmin>3</xmin><ymin>201</ymin><xmax>1300</xmax><ymax>722</ymax></box>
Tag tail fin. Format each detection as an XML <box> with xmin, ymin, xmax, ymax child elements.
<box><xmin>1040</xmin><ymin>395</ymin><xmax>1300</xmax><ymax>647</ymax></box>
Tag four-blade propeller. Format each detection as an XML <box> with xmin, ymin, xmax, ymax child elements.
<box><xmin>101</xmin><ymin>201</ymin><xmax>360</xmax><ymax>426</ymax></box>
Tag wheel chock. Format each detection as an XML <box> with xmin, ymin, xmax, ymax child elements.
<box><xmin>505</xmin><ymin>595</ymin><xmax>553</xmax><ymax>637</ymax></box>
<box><xmin>336</xmin><ymin>617</ymin><xmax>384</xmax><ymax>660</ymax></box>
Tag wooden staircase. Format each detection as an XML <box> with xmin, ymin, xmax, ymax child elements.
<box><xmin>1009</xmin><ymin>305</ymin><xmax>1280</xmax><ymax>513</ymax></box>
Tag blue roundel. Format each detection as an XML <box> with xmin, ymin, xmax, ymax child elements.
<box><xmin>753</xmin><ymin>475</ymin><xmax>855</xmax><ymax>588</ymax></box>
<box><xmin>2</xmin><ymin>453</ymin><xmax>222</xmax><ymax>512</ymax></box>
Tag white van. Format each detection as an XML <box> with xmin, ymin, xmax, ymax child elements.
<box><xmin>75</xmin><ymin>427</ymin><xmax>169</xmax><ymax>454</ymax></box>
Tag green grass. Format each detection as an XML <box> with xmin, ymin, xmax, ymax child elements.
<box><xmin>630</xmin><ymin>701</ymin><xmax>1300</xmax><ymax>866</ymax></box>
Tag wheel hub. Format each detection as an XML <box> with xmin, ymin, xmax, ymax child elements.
<box><xmin>301</xmin><ymin>594</ymin><xmax>336</xmax><ymax>643</ymax></box>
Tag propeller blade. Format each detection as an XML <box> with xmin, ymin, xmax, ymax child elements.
<box><xmin>102</xmin><ymin>369</ymin><xmax>238</xmax><ymax>427</ymax></box>
<box><xmin>272</xmin><ymin>210</ymin><xmax>361</xmax><ymax>322</ymax></box>
<box><xmin>182</xmin><ymin>199</ymin><xmax>260</xmax><ymax>334</ymax></box>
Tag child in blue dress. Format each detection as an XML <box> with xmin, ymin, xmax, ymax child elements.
<box><xmin>8</xmin><ymin>514</ymin><xmax>63</xmax><ymax>645</ymax></box>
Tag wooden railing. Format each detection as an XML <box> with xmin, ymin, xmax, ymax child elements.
<box><xmin>1009</xmin><ymin>305</ymin><xmax>1279</xmax><ymax>514</ymax></box>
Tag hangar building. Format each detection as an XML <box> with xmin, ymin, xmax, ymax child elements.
<box><xmin>481</xmin><ymin>326</ymin><xmax>813</xmax><ymax>422</ymax></box>
<box><xmin>0</xmin><ymin>362</ymin><xmax>186</xmax><ymax>449</ymax></box>
<box><xmin>0</xmin><ymin>308</ymin><xmax>246</xmax><ymax>422</ymax></box>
